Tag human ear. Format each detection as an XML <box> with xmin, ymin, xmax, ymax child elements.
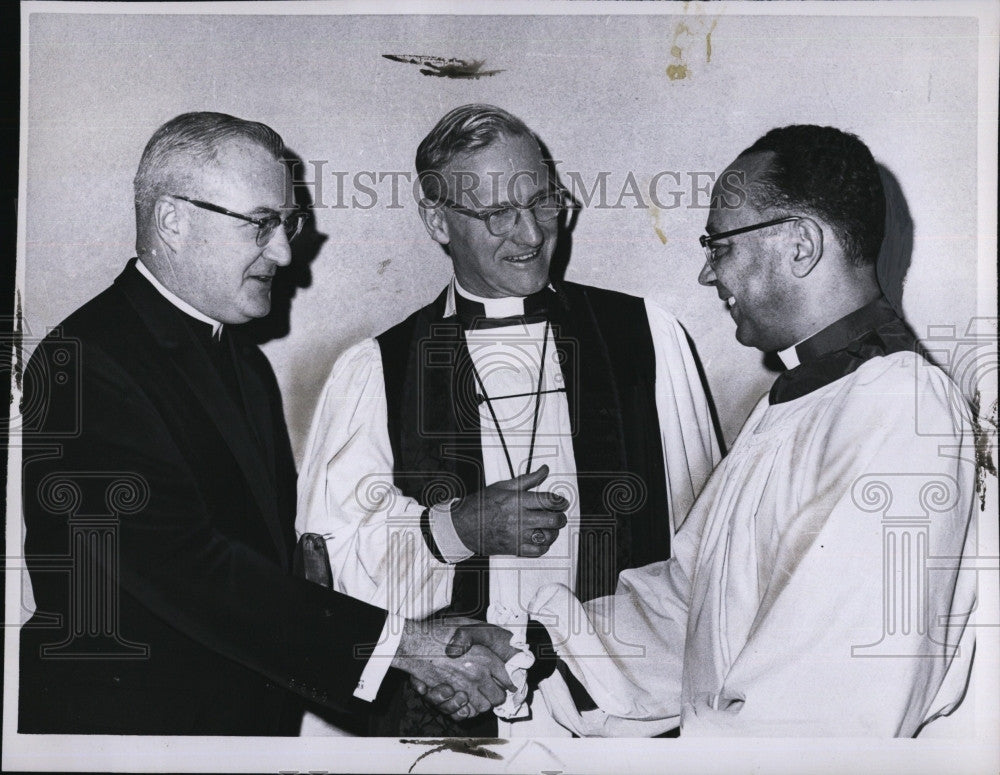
<box><xmin>153</xmin><ymin>195</ymin><xmax>184</xmax><ymax>253</ymax></box>
<box><xmin>419</xmin><ymin>201</ymin><xmax>450</xmax><ymax>246</ymax></box>
<box><xmin>789</xmin><ymin>216</ymin><xmax>824</xmax><ymax>278</ymax></box>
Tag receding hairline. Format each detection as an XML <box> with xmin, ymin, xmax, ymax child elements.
<box><xmin>167</xmin><ymin>134</ymin><xmax>282</xmax><ymax>170</ymax></box>
<box><xmin>707</xmin><ymin>151</ymin><xmax>777</xmax><ymax>224</ymax></box>
<box><xmin>135</xmin><ymin>113</ymin><xmax>284</xmax><ymax>197</ymax></box>
<box><xmin>415</xmin><ymin>104</ymin><xmax>547</xmax><ymax>202</ymax></box>
<box><xmin>435</xmin><ymin>131</ymin><xmax>550</xmax><ymax>207</ymax></box>
<box><xmin>441</xmin><ymin>130</ymin><xmax>544</xmax><ymax>170</ymax></box>
<box><xmin>143</xmin><ymin>137</ymin><xmax>286</xmax><ymax>200</ymax></box>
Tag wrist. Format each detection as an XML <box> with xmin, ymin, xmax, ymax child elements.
<box><xmin>392</xmin><ymin>618</ymin><xmax>420</xmax><ymax>675</ymax></box>
<box><xmin>450</xmin><ymin>497</ymin><xmax>483</xmax><ymax>555</ymax></box>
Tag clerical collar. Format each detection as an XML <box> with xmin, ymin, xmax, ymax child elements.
<box><xmin>777</xmin><ymin>296</ymin><xmax>898</xmax><ymax>370</ymax></box>
<box><xmin>446</xmin><ymin>277</ymin><xmax>553</xmax><ymax>329</ymax></box>
<box><xmin>776</xmin><ymin>342</ymin><xmax>801</xmax><ymax>370</ymax></box>
<box><xmin>136</xmin><ymin>258</ymin><xmax>224</xmax><ymax>338</ymax></box>
<box><xmin>768</xmin><ymin>296</ymin><xmax>918</xmax><ymax>405</ymax></box>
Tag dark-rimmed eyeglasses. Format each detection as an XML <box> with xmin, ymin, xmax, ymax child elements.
<box><xmin>173</xmin><ymin>195</ymin><xmax>307</xmax><ymax>247</ymax></box>
<box><xmin>440</xmin><ymin>186</ymin><xmax>575</xmax><ymax>237</ymax></box>
<box><xmin>699</xmin><ymin>216</ymin><xmax>801</xmax><ymax>266</ymax></box>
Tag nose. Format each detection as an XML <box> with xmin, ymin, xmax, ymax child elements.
<box><xmin>511</xmin><ymin>207</ymin><xmax>544</xmax><ymax>247</ymax></box>
<box><xmin>262</xmin><ymin>226</ymin><xmax>293</xmax><ymax>267</ymax></box>
<box><xmin>698</xmin><ymin>259</ymin><xmax>717</xmax><ymax>286</ymax></box>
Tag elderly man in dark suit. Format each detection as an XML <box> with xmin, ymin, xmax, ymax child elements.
<box><xmin>17</xmin><ymin>111</ymin><xmax>515</xmax><ymax>735</ymax></box>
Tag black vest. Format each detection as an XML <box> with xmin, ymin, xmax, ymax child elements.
<box><xmin>376</xmin><ymin>281</ymin><xmax>671</xmax><ymax>613</ymax></box>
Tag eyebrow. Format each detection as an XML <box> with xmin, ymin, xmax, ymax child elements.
<box><xmin>246</xmin><ymin>205</ymin><xmax>288</xmax><ymax>218</ymax></box>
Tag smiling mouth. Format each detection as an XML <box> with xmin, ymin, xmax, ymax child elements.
<box><xmin>248</xmin><ymin>274</ymin><xmax>275</xmax><ymax>284</ymax></box>
<box><xmin>726</xmin><ymin>295</ymin><xmax>736</xmax><ymax>309</ymax></box>
<box><xmin>502</xmin><ymin>249</ymin><xmax>540</xmax><ymax>264</ymax></box>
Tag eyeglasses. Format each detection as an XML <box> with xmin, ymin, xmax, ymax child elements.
<box><xmin>173</xmin><ymin>195</ymin><xmax>307</xmax><ymax>247</ymax></box>
<box><xmin>440</xmin><ymin>186</ymin><xmax>575</xmax><ymax>237</ymax></box>
<box><xmin>699</xmin><ymin>216</ymin><xmax>801</xmax><ymax>267</ymax></box>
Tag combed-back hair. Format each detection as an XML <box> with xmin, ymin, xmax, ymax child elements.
<box><xmin>415</xmin><ymin>104</ymin><xmax>538</xmax><ymax>202</ymax></box>
<box><xmin>133</xmin><ymin>111</ymin><xmax>285</xmax><ymax>225</ymax></box>
<box><xmin>740</xmin><ymin>125</ymin><xmax>885</xmax><ymax>266</ymax></box>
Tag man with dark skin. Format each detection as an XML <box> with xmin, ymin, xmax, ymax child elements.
<box><xmin>435</xmin><ymin>124</ymin><xmax>977</xmax><ymax>737</ymax></box>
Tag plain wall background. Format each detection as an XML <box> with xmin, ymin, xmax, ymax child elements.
<box><xmin>22</xmin><ymin>9</ymin><xmax>985</xmax><ymax>461</ymax></box>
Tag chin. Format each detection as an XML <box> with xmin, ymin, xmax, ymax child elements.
<box><xmin>505</xmin><ymin>268</ymin><xmax>551</xmax><ymax>296</ymax></box>
<box><xmin>734</xmin><ymin>326</ymin><xmax>768</xmax><ymax>352</ymax></box>
<box><xmin>524</xmin><ymin>275</ymin><xmax>551</xmax><ymax>294</ymax></box>
<box><xmin>232</xmin><ymin>306</ymin><xmax>270</xmax><ymax>323</ymax></box>
<box><xmin>238</xmin><ymin>294</ymin><xmax>273</xmax><ymax>321</ymax></box>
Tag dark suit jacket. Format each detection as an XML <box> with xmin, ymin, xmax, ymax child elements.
<box><xmin>18</xmin><ymin>261</ymin><xmax>388</xmax><ymax>735</ymax></box>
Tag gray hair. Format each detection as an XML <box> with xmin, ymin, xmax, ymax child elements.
<box><xmin>415</xmin><ymin>104</ymin><xmax>539</xmax><ymax>202</ymax></box>
<box><xmin>133</xmin><ymin>111</ymin><xmax>284</xmax><ymax>226</ymax></box>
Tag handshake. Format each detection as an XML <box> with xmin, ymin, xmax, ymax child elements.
<box><xmin>391</xmin><ymin>618</ymin><xmax>523</xmax><ymax>721</ymax></box>
<box><xmin>388</xmin><ymin>464</ymin><xmax>570</xmax><ymax>720</ymax></box>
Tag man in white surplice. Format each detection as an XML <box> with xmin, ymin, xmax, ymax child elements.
<box><xmin>469</xmin><ymin>125</ymin><xmax>978</xmax><ymax>736</ymax></box>
<box><xmin>296</xmin><ymin>104</ymin><xmax>721</xmax><ymax>736</ymax></box>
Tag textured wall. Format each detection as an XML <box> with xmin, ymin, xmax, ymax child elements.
<box><xmin>22</xmin><ymin>10</ymin><xmax>985</xmax><ymax>461</ymax></box>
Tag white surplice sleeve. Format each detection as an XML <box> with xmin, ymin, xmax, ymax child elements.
<box><xmin>674</xmin><ymin>359</ymin><xmax>979</xmax><ymax>737</ymax></box>
<box><xmin>529</xmin><ymin>485</ymin><xmax>708</xmax><ymax>736</ymax></box>
<box><xmin>531</xmin><ymin>353</ymin><xmax>979</xmax><ymax>737</ymax></box>
<box><xmin>524</xmin><ymin>301</ymin><xmax>722</xmax><ymax>736</ymax></box>
<box><xmin>646</xmin><ymin>300</ymin><xmax>722</xmax><ymax>533</ymax></box>
<box><xmin>296</xmin><ymin>339</ymin><xmax>455</xmax><ymax>620</ymax></box>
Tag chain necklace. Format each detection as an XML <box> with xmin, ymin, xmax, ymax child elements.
<box><xmin>469</xmin><ymin>320</ymin><xmax>552</xmax><ymax>479</ymax></box>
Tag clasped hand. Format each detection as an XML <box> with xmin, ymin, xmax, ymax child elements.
<box><xmin>395</xmin><ymin>618</ymin><xmax>519</xmax><ymax>721</ymax></box>
<box><xmin>451</xmin><ymin>465</ymin><xmax>569</xmax><ymax>557</ymax></box>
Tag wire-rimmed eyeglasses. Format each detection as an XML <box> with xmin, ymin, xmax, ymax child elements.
<box><xmin>173</xmin><ymin>195</ymin><xmax>308</xmax><ymax>247</ymax></box>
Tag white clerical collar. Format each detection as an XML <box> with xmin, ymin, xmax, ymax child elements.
<box><xmin>136</xmin><ymin>259</ymin><xmax>224</xmax><ymax>337</ymax></box>
<box><xmin>776</xmin><ymin>320</ymin><xmax>851</xmax><ymax>370</ymax></box>
<box><xmin>777</xmin><ymin>343</ymin><xmax>801</xmax><ymax>369</ymax></box>
<box><xmin>447</xmin><ymin>277</ymin><xmax>553</xmax><ymax>318</ymax></box>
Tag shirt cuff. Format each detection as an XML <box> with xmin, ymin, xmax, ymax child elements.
<box><xmin>353</xmin><ymin>612</ymin><xmax>405</xmax><ymax>702</ymax></box>
<box><xmin>429</xmin><ymin>499</ymin><xmax>475</xmax><ymax>564</ymax></box>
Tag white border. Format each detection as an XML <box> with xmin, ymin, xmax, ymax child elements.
<box><xmin>7</xmin><ymin>1</ymin><xmax>999</xmax><ymax>773</ymax></box>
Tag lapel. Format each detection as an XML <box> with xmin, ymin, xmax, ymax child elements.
<box><xmin>229</xmin><ymin>332</ymin><xmax>278</xmax><ymax>481</ymax></box>
<box><xmin>116</xmin><ymin>261</ymin><xmax>288</xmax><ymax>563</ymax></box>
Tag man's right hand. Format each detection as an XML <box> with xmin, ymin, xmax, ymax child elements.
<box><xmin>392</xmin><ymin>618</ymin><xmax>517</xmax><ymax>720</ymax></box>
<box><xmin>450</xmin><ymin>465</ymin><xmax>569</xmax><ymax>557</ymax></box>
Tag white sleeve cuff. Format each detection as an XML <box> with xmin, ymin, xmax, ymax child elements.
<box><xmin>429</xmin><ymin>499</ymin><xmax>475</xmax><ymax>563</ymax></box>
<box><xmin>353</xmin><ymin>612</ymin><xmax>406</xmax><ymax>702</ymax></box>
